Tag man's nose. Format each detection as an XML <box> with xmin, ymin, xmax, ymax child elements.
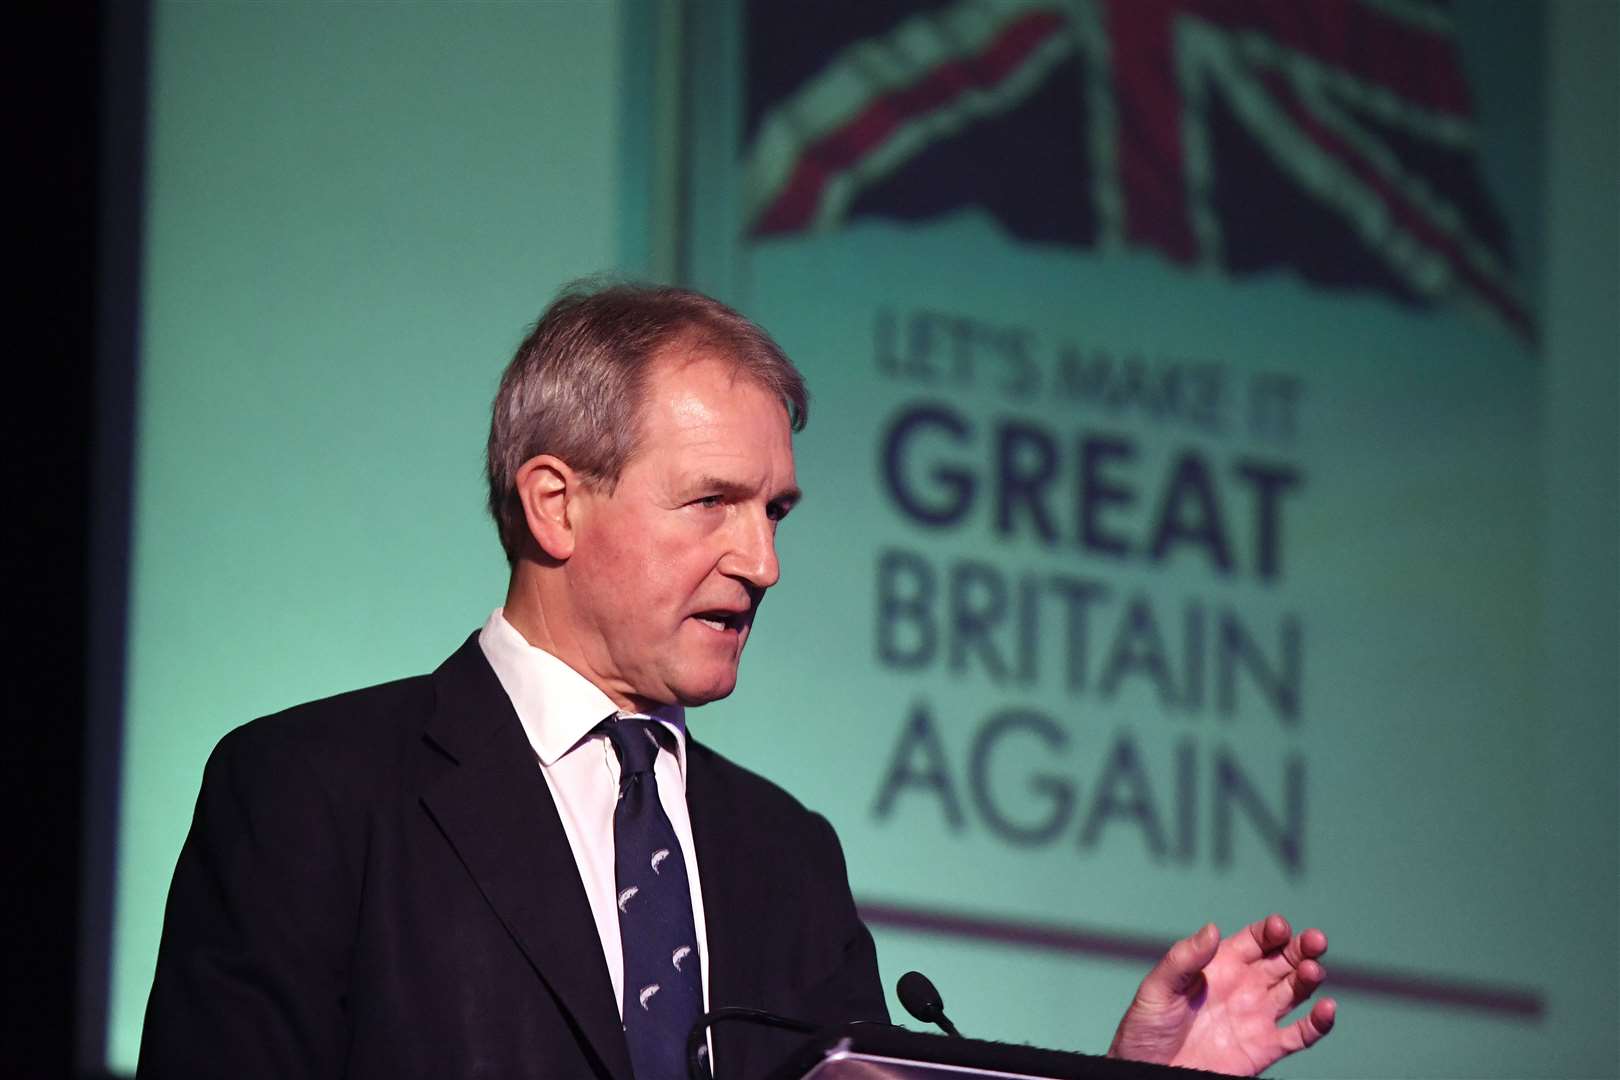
<box><xmin>719</xmin><ymin>510</ymin><xmax>781</xmax><ymax>589</ymax></box>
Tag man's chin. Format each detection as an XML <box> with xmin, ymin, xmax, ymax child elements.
<box><xmin>670</xmin><ymin>667</ymin><xmax>741</xmax><ymax>708</ymax></box>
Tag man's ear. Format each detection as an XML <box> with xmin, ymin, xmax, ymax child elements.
<box><xmin>514</xmin><ymin>454</ymin><xmax>582</xmax><ymax>561</ymax></box>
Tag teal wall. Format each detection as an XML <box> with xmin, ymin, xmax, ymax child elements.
<box><xmin>1532</xmin><ymin>3</ymin><xmax>1620</xmax><ymax>1076</ymax></box>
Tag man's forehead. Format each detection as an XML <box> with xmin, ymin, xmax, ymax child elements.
<box><xmin>592</xmin><ymin>338</ymin><xmax>799</xmax><ymax>498</ymax></box>
<box><xmin>640</xmin><ymin>343</ymin><xmax>792</xmax><ymax>430</ymax></box>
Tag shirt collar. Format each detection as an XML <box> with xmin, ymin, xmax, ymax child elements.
<box><xmin>477</xmin><ymin>608</ymin><xmax>688</xmax><ymax>778</ymax></box>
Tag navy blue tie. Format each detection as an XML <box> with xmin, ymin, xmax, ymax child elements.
<box><xmin>600</xmin><ymin>716</ymin><xmax>705</xmax><ymax>1080</ymax></box>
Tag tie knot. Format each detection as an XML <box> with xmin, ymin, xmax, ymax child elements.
<box><xmin>600</xmin><ymin>715</ymin><xmax>662</xmax><ymax>777</ymax></box>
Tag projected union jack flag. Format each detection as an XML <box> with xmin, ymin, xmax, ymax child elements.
<box><xmin>743</xmin><ymin>0</ymin><xmax>1533</xmax><ymax>337</ymax></box>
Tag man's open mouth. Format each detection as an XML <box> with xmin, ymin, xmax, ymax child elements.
<box><xmin>692</xmin><ymin>611</ymin><xmax>746</xmax><ymax>632</ymax></box>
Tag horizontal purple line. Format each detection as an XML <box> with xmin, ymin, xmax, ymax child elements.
<box><xmin>857</xmin><ymin>899</ymin><xmax>1544</xmax><ymax>1020</ymax></box>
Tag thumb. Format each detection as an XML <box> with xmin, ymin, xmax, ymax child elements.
<box><xmin>1150</xmin><ymin>923</ymin><xmax>1220</xmax><ymax>996</ymax></box>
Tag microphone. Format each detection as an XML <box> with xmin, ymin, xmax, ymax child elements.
<box><xmin>897</xmin><ymin>970</ymin><xmax>962</xmax><ymax>1038</ymax></box>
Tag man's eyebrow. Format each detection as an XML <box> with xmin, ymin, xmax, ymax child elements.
<box><xmin>690</xmin><ymin>476</ymin><xmax>802</xmax><ymax>508</ymax></box>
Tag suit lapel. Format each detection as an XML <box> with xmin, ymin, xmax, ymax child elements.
<box><xmin>419</xmin><ymin>636</ymin><xmax>633</xmax><ymax>1080</ymax></box>
<box><xmin>686</xmin><ymin>737</ymin><xmax>767</xmax><ymax>1078</ymax></box>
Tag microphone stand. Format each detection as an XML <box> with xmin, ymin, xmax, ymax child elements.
<box><xmin>685</xmin><ymin>1006</ymin><xmax>818</xmax><ymax>1079</ymax></box>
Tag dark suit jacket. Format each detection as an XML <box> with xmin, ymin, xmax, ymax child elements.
<box><xmin>138</xmin><ymin>634</ymin><xmax>888</xmax><ymax>1079</ymax></box>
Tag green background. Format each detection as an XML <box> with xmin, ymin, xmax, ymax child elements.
<box><xmin>107</xmin><ymin>3</ymin><xmax>1617</xmax><ymax>1077</ymax></box>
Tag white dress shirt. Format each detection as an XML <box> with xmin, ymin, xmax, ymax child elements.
<box><xmin>477</xmin><ymin>608</ymin><xmax>713</xmax><ymax>1027</ymax></box>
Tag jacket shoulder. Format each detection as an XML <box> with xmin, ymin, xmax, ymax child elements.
<box><xmin>684</xmin><ymin>736</ymin><xmax>852</xmax><ymax>872</ymax></box>
<box><xmin>226</xmin><ymin>672</ymin><xmax>436</xmax><ymax>756</ymax></box>
<box><xmin>687</xmin><ymin>737</ymin><xmax>824</xmax><ymax>825</ymax></box>
<box><xmin>206</xmin><ymin>670</ymin><xmax>444</xmax><ymax>819</ymax></box>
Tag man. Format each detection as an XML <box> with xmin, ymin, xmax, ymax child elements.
<box><xmin>140</xmin><ymin>282</ymin><xmax>1334</xmax><ymax>1079</ymax></box>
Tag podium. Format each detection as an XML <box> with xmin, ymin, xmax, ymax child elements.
<box><xmin>765</xmin><ymin>1023</ymin><xmax>1236</xmax><ymax>1080</ymax></box>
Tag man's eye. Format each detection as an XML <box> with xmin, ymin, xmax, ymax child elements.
<box><xmin>694</xmin><ymin>495</ymin><xmax>723</xmax><ymax>508</ymax></box>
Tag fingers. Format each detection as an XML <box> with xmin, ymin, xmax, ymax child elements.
<box><xmin>1236</xmin><ymin>913</ymin><xmax>1292</xmax><ymax>962</ymax></box>
<box><xmin>1268</xmin><ymin>956</ymin><xmax>1326</xmax><ymax>1017</ymax></box>
<box><xmin>1281</xmin><ymin>926</ymin><xmax>1328</xmax><ymax>967</ymax></box>
<box><xmin>1262</xmin><ymin>924</ymin><xmax>1328</xmax><ymax>987</ymax></box>
<box><xmin>1229</xmin><ymin>912</ymin><xmax>1326</xmax><ymax>982</ymax></box>
<box><xmin>1279</xmin><ymin>998</ymin><xmax>1337</xmax><ymax>1054</ymax></box>
<box><xmin>1144</xmin><ymin>923</ymin><xmax>1221</xmax><ymax>999</ymax></box>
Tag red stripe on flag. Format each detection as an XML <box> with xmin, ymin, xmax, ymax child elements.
<box><xmin>1106</xmin><ymin>0</ymin><xmax>1475</xmax><ymax>267</ymax></box>
<box><xmin>1180</xmin><ymin>0</ymin><xmax>1473</xmax><ymax>116</ymax></box>
<box><xmin>1259</xmin><ymin>71</ymin><xmax>1531</xmax><ymax>336</ymax></box>
<box><xmin>1108</xmin><ymin>0</ymin><xmax>1198</xmax><ymax>261</ymax></box>
<box><xmin>754</xmin><ymin>9</ymin><xmax>1068</xmax><ymax>237</ymax></box>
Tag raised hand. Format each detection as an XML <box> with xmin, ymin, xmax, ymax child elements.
<box><xmin>1108</xmin><ymin>914</ymin><xmax>1336</xmax><ymax>1076</ymax></box>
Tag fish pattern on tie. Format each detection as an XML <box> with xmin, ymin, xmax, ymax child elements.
<box><xmin>599</xmin><ymin>715</ymin><xmax>704</xmax><ymax>1080</ymax></box>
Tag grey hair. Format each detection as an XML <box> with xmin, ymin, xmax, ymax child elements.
<box><xmin>486</xmin><ymin>278</ymin><xmax>809</xmax><ymax>561</ymax></box>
